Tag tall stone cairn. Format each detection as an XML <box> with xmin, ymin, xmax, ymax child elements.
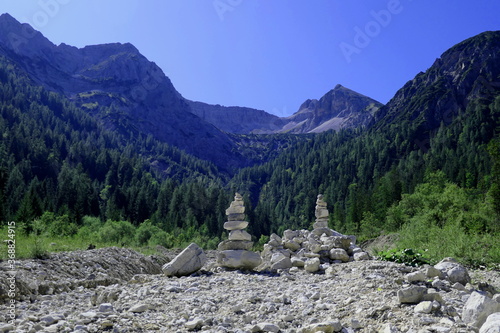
<box><xmin>312</xmin><ymin>194</ymin><xmax>333</xmax><ymax>236</ymax></box>
<box><xmin>217</xmin><ymin>193</ymin><xmax>262</xmax><ymax>270</ymax></box>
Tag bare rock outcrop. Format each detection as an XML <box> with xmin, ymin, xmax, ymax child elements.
<box><xmin>162</xmin><ymin>243</ymin><xmax>206</xmax><ymax>277</ymax></box>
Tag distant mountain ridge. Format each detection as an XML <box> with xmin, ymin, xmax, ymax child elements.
<box><xmin>373</xmin><ymin>31</ymin><xmax>500</xmax><ymax>135</ymax></box>
<box><xmin>187</xmin><ymin>84</ymin><xmax>383</xmax><ymax>134</ymax></box>
<box><xmin>0</xmin><ymin>13</ymin><xmax>380</xmax><ymax>172</ymax></box>
<box><xmin>0</xmin><ymin>13</ymin><xmax>245</xmax><ymax>171</ymax></box>
<box><xmin>186</xmin><ymin>101</ymin><xmax>287</xmax><ymax>134</ymax></box>
<box><xmin>280</xmin><ymin>84</ymin><xmax>382</xmax><ymax>133</ymax></box>
<box><xmin>1</xmin><ymin>12</ymin><xmax>498</xmax><ymax>175</ymax></box>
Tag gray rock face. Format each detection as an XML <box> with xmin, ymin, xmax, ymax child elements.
<box><xmin>462</xmin><ymin>292</ymin><xmax>500</xmax><ymax>329</ymax></box>
<box><xmin>434</xmin><ymin>258</ymin><xmax>471</xmax><ymax>285</ymax></box>
<box><xmin>162</xmin><ymin>243</ymin><xmax>206</xmax><ymax>277</ymax></box>
<box><xmin>398</xmin><ymin>286</ymin><xmax>428</xmax><ymax>304</ymax></box>
<box><xmin>187</xmin><ymin>85</ymin><xmax>383</xmax><ymax>135</ymax></box>
<box><xmin>187</xmin><ymin>100</ymin><xmax>288</xmax><ymax>134</ymax></box>
<box><xmin>217</xmin><ymin>250</ymin><xmax>262</xmax><ymax>270</ymax></box>
<box><xmin>280</xmin><ymin>85</ymin><xmax>383</xmax><ymax>134</ymax></box>
<box><xmin>480</xmin><ymin>312</ymin><xmax>500</xmax><ymax>333</ymax></box>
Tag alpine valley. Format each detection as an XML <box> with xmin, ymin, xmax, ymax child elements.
<box><xmin>0</xmin><ymin>12</ymin><xmax>499</xmax><ymax>270</ymax></box>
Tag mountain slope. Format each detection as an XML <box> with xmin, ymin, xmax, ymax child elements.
<box><xmin>281</xmin><ymin>84</ymin><xmax>382</xmax><ymax>133</ymax></box>
<box><xmin>187</xmin><ymin>101</ymin><xmax>288</xmax><ymax>134</ymax></box>
<box><xmin>373</xmin><ymin>31</ymin><xmax>500</xmax><ymax>136</ymax></box>
<box><xmin>0</xmin><ymin>13</ymin><xmax>245</xmax><ymax>171</ymax></box>
<box><xmin>231</xmin><ymin>30</ymin><xmax>500</xmax><ymax>238</ymax></box>
<box><xmin>187</xmin><ymin>85</ymin><xmax>382</xmax><ymax>135</ymax></box>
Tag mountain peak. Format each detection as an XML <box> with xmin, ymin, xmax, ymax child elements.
<box><xmin>0</xmin><ymin>12</ymin><xmax>15</xmax><ymax>21</ymax></box>
<box><xmin>0</xmin><ymin>13</ymin><xmax>55</xmax><ymax>56</ymax></box>
<box><xmin>281</xmin><ymin>86</ymin><xmax>383</xmax><ymax>133</ymax></box>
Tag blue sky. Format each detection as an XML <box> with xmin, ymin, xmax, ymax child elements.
<box><xmin>2</xmin><ymin>1</ymin><xmax>500</xmax><ymax>116</ymax></box>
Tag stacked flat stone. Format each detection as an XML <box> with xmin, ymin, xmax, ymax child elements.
<box><xmin>312</xmin><ymin>194</ymin><xmax>333</xmax><ymax>236</ymax></box>
<box><xmin>217</xmin><ymin>193</ymin><xmax>262</xmax><ymax>270</ymax></box>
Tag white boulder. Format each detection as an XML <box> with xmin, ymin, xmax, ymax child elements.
<box><xmin>162</xmin><ymin>243</ymin><xmax>206</xmax><ymax>277</ymax></box>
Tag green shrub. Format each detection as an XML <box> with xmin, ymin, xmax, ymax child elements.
<box><xmin>148</xmin><ymin>230</ymin><xmax>174</xmax><ymax>248</ymax></box>
<box><xmin>205</xmin><ymin>236</ymin><xmax>220</xmax><ymax>250</ymax></box>
<box><xmin>49</xmin><ymin>215</ymin><xmax>78</xmax><ymax>237</ymax></box>
<box><xmin>98</xmin><ymin>220</ymin><xmax>136</xmax><ymax>245</ymax></box>
<box><xmin>135</xmin><ymin>220</ymin><xmax>162</xmax><ymax>246</ymax></box>
<box><xmin>81</xmin><ymin>216</ymin><xmax>103</xmax><ymax>233</ymax></box>
<box><xmin>377</xmin><ymin>248</ymin><xmax>431</xmax><ymax>267</ymax></box>
<box><xmin>253</xmin><ymin>235</ymin><xmax>269</xmax><ymax>252</ymax></box>
<box><xmin>30</xmin><ymin>238</ymin><xmax>49</xmax><ymax>259</ymax></box>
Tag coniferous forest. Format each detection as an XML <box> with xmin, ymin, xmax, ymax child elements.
<box><xmin>1</xmin><ymin>29</ymin><xmax>500</xmax><ymax>267</ymax></box>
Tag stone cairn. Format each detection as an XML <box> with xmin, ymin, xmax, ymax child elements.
<box><xmin>312</xmin><ymin>194</ymin><xmax>334</xmax><ymax>237</ymax></box>
<box><xmin>259</xmin><ymin>194</ymin><xmax>370</xmax><ymax>273</ymax></box>
<box><xmin>216</xmin><ymin>193</ymin><xmax>262</xmax><ymax>270</ymax></box>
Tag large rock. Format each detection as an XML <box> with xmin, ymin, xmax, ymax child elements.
<box><xmin>304</xmin><ymin>258</ymin><xmax>320</xmax><ymax>273</ymax></box>
<box><xmin>353</xmin><ymin>252</ymin><xmax>370</xmax><ymax>261</ymax></box>
<box><xmin>325</xmin><ymin>236</ymin><xmax>351</xmax><ymax>250</ymax></box>
<box><xmin>434</xmin><ymin>257</ymin><xmax>471</xmax><ymax>285</ymax></box>
<box><xmin>315</xmin><ymin>208</ymin><xmax>329</xmax><ymax>219</ymax></box>
<box><xmin>330</xmin><ymin>248</ymin><xmax>349</xmax><ymax>262</ymax></box>
<box><xmin>252</xmin><ymin>322</ymin><xmax>280</xmax><ymax>332</ymax></box>
<box><xmin>227</xmin><ymin>213</ymin><xmax>245</xmax><ymax>221</ymax></box>
<box><xmin>480</xmin><ymin>312</ymin><xmax>500</xmax><ymax>333</ymax></box>
<box><xmin>217</xmin><ymin>250</ymin><xmax>262</xmax><ymax>270</ymax></box>
<box><xmin>462</xmin><ymin>292</ymin><xmax>500</xmax><ymax>329</ymax></box>
<box><xmin>397</xmin><ymin>286</ymin><xmax>428</xmax><ymax>304</ymax></box>
<box><xmin>303</xmin><ymin>321</ymin><xmax>343</xmax><ymax>333</ymax></box>
<box><xmin>270</xmin><ymin>257</ymin><xmax>293</xmax><ymax>271</ymax></box>
<box><xmin>312</xmin><ymin>227</ymin><xmax>334</xmax><ymax>237</ymax></box>
<box><xmin>217</xmin><ymin>240</ymin><xmax>253</xmax><ymax>251</ymax></box>
<box><xmin>162</xmin><ymin>243</ymin><xmax>206</xmax><ymax>277</ymax></box>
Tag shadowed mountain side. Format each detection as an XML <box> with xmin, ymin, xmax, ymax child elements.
<box><xmin>0</xmin><ymin>13</ymin><xmax>246</xmax><ymax>171</ymax></box>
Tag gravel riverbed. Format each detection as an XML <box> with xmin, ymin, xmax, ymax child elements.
<box><xmin>0</xmin><ymin>247</ymin><xmax>499</xmax><ymax>333</ymax></box>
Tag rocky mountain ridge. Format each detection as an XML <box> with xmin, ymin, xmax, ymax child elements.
<box><xmin>188</xmin><ymin>85</ymin><xmax>382</xmax><ymax>134</ymax></box>
<box><xmin>0</xmin><ymin>13</ymin><xmax>245</xmax><ymax>171</ymax></box>
<box><xmin>0</xmin><ymin>13</ymin><xmax>383</xmax><ymax>172</ymax></box>
<box><xmin>281</xmin><ymin>84</ymin><xmax>382</xmax><ymax>134</ymax></box>
<box><xmin>373</xmin><ymin>31</ymin><xmax>500</xmax><ymax>135</ymax></box>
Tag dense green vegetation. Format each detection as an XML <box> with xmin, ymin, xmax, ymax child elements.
<box><xmin>1</xmin><ymin>45</ymin><xmax>499</xmax><ymax>268</ymax></box>
<box><xmin>0</xmin><ymin>58</ymin><xmax>236</xmax><ymax>249</ymax></box>
<box><xmin>230</xmin><ymin>85</ymin><xmax>500</xmax><ymax>266</ymax></box>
